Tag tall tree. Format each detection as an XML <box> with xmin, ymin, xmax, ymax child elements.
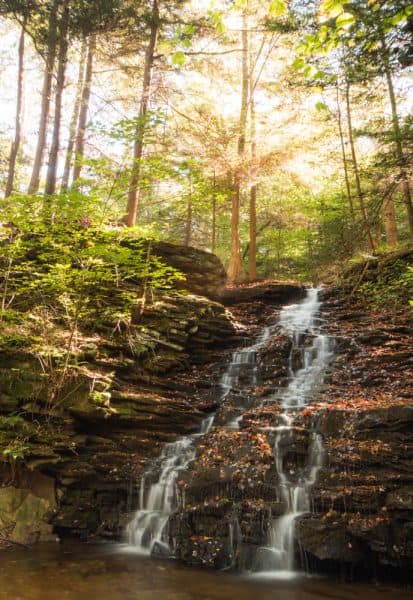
<box><xmin>125</xmin><ymin>0</ymin><xmax>159</xmax><ymax>227</ymax></box>
<box><xmin>44</xmin><ymin>0</ymin><xmax>69</xmax><ymax>196</ymax></box>
<box><xmin>227</xmin><ymin>7</ymin><xmax>248</xmax><ymax>282</ymax></box>
<box><xmin>379</xmin><ymin>29</ymin><xmax>413</xmax><ymax>241</ymax></box>
<box><xmin>61</xmin><ymin>37</ymin><xmax>87</xmax><ymax>192</ymax></box>
<box><xmin>248</xmin><ymin>70</ymin><xmax>257</xmax><ymax>280</ymax></box>
<box><xmin>335</xmin><ymin>81</ymin><xmax>355</xmax><ymax>222</ymax></box>
<box><xmin>383</xmin><ymin>194</ymin><xmax>398</xmax><ymax>246</ymax></box>
<box><xmin>4</xmin><ymin>18</ymin><xmax>25</xmax><ymax>197</ymax></box>
<box><xmin>318</xmin><ymin>0</ymin><xmax>413</xmax><ymax>240</ymax></box>
<box><xmin>28</xmin><ymin>0</ymin><xmax>59</xmax><ymax>195</ymax></box>
<box><xmin>71</xmin><ymin>33</ymin><xmax>96</xmax><ymax>185</ymax></box>
<box><xmin>344</xmin><ymin>79</ymin><xmax>375</xmax><ymax>251</ymax></box>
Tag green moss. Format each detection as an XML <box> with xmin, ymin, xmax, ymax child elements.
<box><xmin>0</xmin><ymin>333</ymin><xmax>32</xmax><ymax>350</ymax></box>
<box><xmin>90</xmin><ymin>391</ymin><xmax>111</xmax><ymax>406</ymax></box>
<box><xmin>0</xmin><ymin>309</ymin><xmax>25</xmax><ymax>324</ymax></box>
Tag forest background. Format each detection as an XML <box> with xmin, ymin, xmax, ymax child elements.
<box><xmin>0</xmin><ymin>0</ymin><xmax>412</xmax><ymax>285</ymax></box>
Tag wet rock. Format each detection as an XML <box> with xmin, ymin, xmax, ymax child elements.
<box><xmin>220</xmin><ymin>282</ymin><xmax>305</xmax><ymax>305</ymax></box>
<box><xmin>386</xmin><ymin>487</ymin><xmax>413</xmax><ymax>511</ymax></box>
<box><xmin>296</xmin><ymin>515</ymin><xmax>365</xmax><ymax>563</ymax></box>
<box><xmin>294</xmin><ymin>269</ymin><xmax>413</xmax><ymax>574</ymax></box>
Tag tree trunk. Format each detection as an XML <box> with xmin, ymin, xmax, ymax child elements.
<box><xmin>5</xmin><ymin>21</ymin><xmax>25</xmax><ymax>198</ymax></box>
<box><xmin>344</xmin><ymin>81</ymin><xmax>375</xmax><ymax>252</ymax></box>
<box><xmin>248</xmin><ymin>74</ymin><xmax>257</xmax><ymax>281</ymax></box>
<box><xmin>336</xmin><ymin>83</ymin><xmax>354</xmax><ymax>222</ymax></box>
<box><xmin>72</xmin><ymin>34</ymin><xmax>96</xmax><ymax>185</ymax></box>
<box><xmin>28</xmin><ymin>0</ymin><xmax>59</xmax><ymax>195</ymax></box>
<box><xmin>249</xmin><ymin>184</ymin><xmax>257</xmax><ymax>280</ymax></box>
<box><xmin>227</xmin><ymin>8</ymin><xmax>249</xmax><ymax>283</ymax></box>
<box><xmin>125</xmin><ymin>0</ymin><xmax>159</xmax><ymax>227</ymax></box>
<box><xmin>383</xmin><ymin>196</ymin><xmax>398</xmax><ymax>247</ymax></box>
<box><xmin>44</xmin><ymin>0</ymin><xmax>69</xmax><ymax>196</ymax></box>
<box><xmin>380</xmin><ymin>34</ymin><xmax>413</xmax><ymax>242</ymax></box>
<box><xmin>61</xmin><ymin>37</ymin><xmax>87</xmax><ymax>192</ymax></box>
<box><xmin>228</xmin><ymin>176</ymin><xmax>243</xmax><ymax>282</ymax></box>
<box><xmin>211</xmin><ymin>170</ymin><xmax>217</xmax><ymax>253</ymax></box>
<box><xmin>184</xmin><ymin>176</ymin><xmax>193</xmax><ymax>246</ymax></box>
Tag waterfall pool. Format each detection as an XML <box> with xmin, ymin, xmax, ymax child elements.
<box><xmin>0</xmin><ymin>541</ymin><xmax>409</xmax><ymax>600</ymax></box>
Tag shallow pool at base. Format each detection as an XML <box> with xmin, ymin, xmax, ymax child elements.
<box><xmin>0</xmin><ymin>542</ymin><xmax>409</xmax><ymax>600</ymax></box>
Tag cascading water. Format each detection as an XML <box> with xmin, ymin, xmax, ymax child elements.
<box><xmin>254</xmin><ymin>287</ymin><xmax>334</xmax><ymax>576</ymax></box>
<box><xmin>126</xmin><ymin>436</ymin><xmax>197</xmax><ymax>554</ymax></box>
<box><xmin>126</xmin><ymin>342</ymin><xmax>260</xmax><ymax>555</ymax></box>
<box><xmin>126</xmin><ymin>287</ymin><xmax>333</xmax><ymax>576</ymax></box>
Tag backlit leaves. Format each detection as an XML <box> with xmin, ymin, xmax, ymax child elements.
<box><xmin>269</xmin><ymin>0</ymin><xmax>287</xmax><ymax>17</ymax></box>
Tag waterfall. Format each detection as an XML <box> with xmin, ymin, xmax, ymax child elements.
<box><xmin>126</xmin><ymin>287</ymin><xmax>333</xmax><ymax>574</ymax></box>
<box><xmin>126</xmin><ymin>341</ymin><xmax>259</xmax><ymax>555</ymax></box>
<box><xmin>126</xmin><ymin>436</ymin><xmax>197</xmax><ymax>554</ymax></box>
<box><xmin>253</xmin><ymin>287</ymin><xmax>334</xmax><ymax>577</ymax></box>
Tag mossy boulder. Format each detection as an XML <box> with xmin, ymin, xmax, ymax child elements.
<box><xmin>141</xmin><ymin>240</ymin><xmax>227</xmax><ymax>299</ymax></box>
<box><xmin>0</xmin><ymin>475</ymin><xmax>56</xmax><ymax>545</ymax></box>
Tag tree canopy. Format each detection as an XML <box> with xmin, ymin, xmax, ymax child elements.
<box><xmin>0</xmin><ymin>0</ymin><xmax>412</xmax><ymax>282</ymax></box>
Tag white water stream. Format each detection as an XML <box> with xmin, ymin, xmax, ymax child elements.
<box><xmin>254</xmin><ymin>287</ymin><xmax>334</xmax><ymax>576</ymax></box>
<box><xmin>126</xmin><ymin>288</ymin><xmax>333</xmax><ymax>576</ymax></box>
<box><xmin>126</xmin><ymin>345</ymin><xmax>259</xmax><ymax>554</ymax></box>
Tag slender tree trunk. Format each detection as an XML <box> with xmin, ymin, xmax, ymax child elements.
<box><xmin>125</xmin><ymin>0</ymin><xmax>159</xmax><ymax>227</ymax></box>
<box><xmin>380</xmin><ymin>35</ymin><xmax>413</xmax><ymax>241</ymax></box>
<box><xmin>44</xmin><ymin>0</ymin><xmax>69</xmax><ymax>196</ymax></box>
<box><xmin>5</xmin><ymin>21</ymin><xmax>25</xmax><ymax>198</ymax></box>
<box><xmin>28</xmin><ymin>0</ymin><xmax>59</xmax><ymax>195</ymax></box>
<box><xmin>344</xmin><ymin>81</ymin><xmax>375</xmax><ymax>252</ymax></box>
<box><xmin>277</xmin><ymin>229</ymin><xmax>281</xmax><ymax>275</ymax></box>
<box><xmin>373</xmin><ymin>220</ymin><xmax>383</xmax><ymax>247</ymax></box>
<box><xmin>72</xmin><ymin>34</ymin><xmax>96</xmax><ymax>185</ymax></box>
<box><xmin>228</xmin><ymin>177</ymin><xmax>243</xmax><ymax>282</ymax></box>
<box><xmin>211</xmin><ymin>170</ymin><xmax>217</xmax><ymax>253</ymax></box>
<box><xmin>228</xmin><ymin>8</ymin><xmax>249</xmax><ymax>282</ymax></box>
<box><xmin>336</xmin><ymin>83</ymin><xmax>354</xmax><ymax>222</ymax></box>
<box><xmin>249</xmin><ymin>184</ymin><xmax>257</xmax><ymax>279</ymax></box>
<box><xmin>61</xmin><ymin>38</ymin><xmax>87</xmax><ymax>192</ymax></box>
<box><xmin>383</xmin><ymin>196</ymin><xmax>398</xmax><ymax>247</ymax></box>
<box><xmin>184</xmin><ymin>177</ymin><xmax>193</xmax><ymax>246</ymax></box>
<box><xmin>248</xmin><ymin>77</ymin><xmax>257</xmax><ymax>281</ymax></box>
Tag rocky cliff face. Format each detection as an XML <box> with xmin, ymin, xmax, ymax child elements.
<box><xmin>0</xmin><ymin>241</ymin><xmax>234</xmax><ymax>547</ymax></box>
<box><xmin>295</xmin><ymin>283</ymin><xmax>413</xmax><ymax>574</ymax></box>
<box><xmin>164</xmin><ymin>257</ymin><xmax>413</xmax><ymax>577</ymax></box>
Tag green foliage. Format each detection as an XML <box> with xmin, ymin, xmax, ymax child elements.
<box><xmin>269</xmin><ymin>0</ymin><xmax>287</xmax><ymax>17</ymax></box>
<box><xmin>0</xmin><ymin>200</ymin><xmax>184</xmax><ymax>323</ymax></box>
<box><xmin>2</xmin><ymin>442</ymin><xmax>30</xmax><ymax>461</ymax></box>
<box><xmin>207</xmin><ymin>9</ymin><xmax>225</xmax><ymax>34</ymax></box>
<box><xmin>172</xmin><ymin>50</ymin><xmax>186</xmax><ymax>67</ymax></box>
<box><xmin>0</xmin><ymin>197</ymin><xmax>185</xmax><ymax>406</ymax></box>
<box><xmin>0</xmin><ymin>415</ymin><xmax>34</xmax><ymax>461</ymax></box>
<box><xmin>358</xmin><ymin>262</ymin><xmax>413</xmax><ymax>310</ymax></box>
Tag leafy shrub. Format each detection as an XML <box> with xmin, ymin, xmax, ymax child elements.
<box><xmin>358</xmin><ymin>261</ymin><xmax>413</xmax><ymax>310</ymax></box>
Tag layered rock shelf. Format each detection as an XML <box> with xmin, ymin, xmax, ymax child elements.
<box><xmin>0</xmin><ymin>241</ymin><xmax>305</xmax><ymax>549</ymax></box>
<box><xmin>295</xmin><ymin>286</ymin><xmax>413</xmax><ymax>573</ymax></box>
